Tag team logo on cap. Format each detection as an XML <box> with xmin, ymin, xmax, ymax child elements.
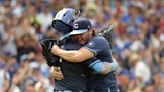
<box><xmin>74</xmin><ymin>23</ymin><xmax>79</xmax><ymax>29</ymax></box>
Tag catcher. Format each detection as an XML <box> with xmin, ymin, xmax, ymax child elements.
<box><xmin>51</xmin><ymin>17</ymin><xmax>119</xmax><ymax>92</ymax></box>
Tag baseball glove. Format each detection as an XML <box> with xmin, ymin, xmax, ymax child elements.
<box><xmin>99</xmin><ymin>25</ymin><xmax>114</xmax><ymax>49</ymax></box>
<box><xmin>103</xmin><ymin>29</ymin><xmax>113</xmax><ymax>49</ymax></box>
<box><xmin>40</xmin><ymin>39</ymin><xmax>60</xmax><ymax>66</ymax></box>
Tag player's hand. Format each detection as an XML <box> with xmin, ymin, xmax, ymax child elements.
<box><xmin>112</xmin><ymin>57</ymin><xmax>119</xmax><ymax>70</ymax></box>
<box><xmin>50</xmin><ymin>66</ymin><xmax>64</xmax><ymax>80</ymax></box>
<box><xmin>51</xmin><ymin>45</ymin><xmax>61</xmax><ymax>56</ymax></box>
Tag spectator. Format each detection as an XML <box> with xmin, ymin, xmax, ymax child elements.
<box><xmin>129</xmin><ymin>52</ymin><xmax>151</xmax><ymax>86</ymax></box>
<box><xmin>36</xmin><ymin>4</ymin><xmax>53</xmax><ymax>32</ymax></box>
<box><xmin>9</xmin><ymin>70</ymin><xmax>21</xmax><ymax>92</ymax></box>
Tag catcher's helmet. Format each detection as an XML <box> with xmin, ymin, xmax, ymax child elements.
<box><xmin>52</xmin><ymin>8</ymin><xmax>80</xmax><ymax>34</ymax></box>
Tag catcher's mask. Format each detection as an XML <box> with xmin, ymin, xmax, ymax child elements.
<box><xmin>52</xmin><ymin>8</ymin><xmax>80</xmax><ymax>35</ymax></box>
<box><xmin>52</xmin><ymin>20</ymin><xmax>72</xmax><ymax>34</ymax></box>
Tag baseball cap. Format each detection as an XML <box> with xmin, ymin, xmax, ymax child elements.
<box><xmin>69</xmin><ymin>17</ymin><xmax>91</xmax><ymax>35</ymax></box>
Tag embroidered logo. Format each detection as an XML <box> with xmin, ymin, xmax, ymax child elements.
<box><xmin>74</xmin><ymin>23</ymin><xmax>78</xmax><ymax>29</ymax></box>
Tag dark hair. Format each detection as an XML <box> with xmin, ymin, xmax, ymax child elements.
<box><xmin>90</xmin><ymin>28</ymin><xmax>96</xmax><ymax>37</ymax></box>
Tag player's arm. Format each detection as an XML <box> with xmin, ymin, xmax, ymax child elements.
<box><xmin>90</xmin><ymin>58</ymin><xmax>118</xmax><ymax>74</ymax></box>
<box><xmin>51</xmin><ymin>36</ymin><xmax>103</xmax><ymax>62</ymax></box>
<box><xmin>51</xmin><ymin>45</ymin><xmax>94</xmax><ymax>62</ymax></box>
<box><xmin>51</xmin><ymin>45</ymin><xmax>118</xmax><ymax>74</ymax></box>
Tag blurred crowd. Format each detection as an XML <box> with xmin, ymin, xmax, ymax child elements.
<box><xmin>0</xmin><ymin>0</ymin><xmax>163</xmax><ymax>92</ymax></box>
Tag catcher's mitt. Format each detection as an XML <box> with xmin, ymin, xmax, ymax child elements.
<box><xmin>103</xmin><ymin>29</ymin><xmax>113</xmax><ymax>49</ymax></box>
<box><xmin>99</xmin><ymin>25</ymin><xmax>114</xmax><ymax>49</ymax></box>
<box><xmin>40</xmin><ymin>39</ymin><xmax>60</xmax><ymax>66</ymax></box>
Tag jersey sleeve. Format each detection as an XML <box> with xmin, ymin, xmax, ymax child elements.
<box><xmin>84</xmin><ymin>57</ymin><xmax>104</xmax><ymax>74</ymax></box>
<box><xmin>84</xmin><ymin>57</ymin><xmax>97</xmax><ymax>66</ymax></box>
<box><xmin>82</xmin><ymin>36</ymin><xmax>107</xmax><ymax>56</ymax></box>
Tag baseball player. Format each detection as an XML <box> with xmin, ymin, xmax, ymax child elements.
<box><xmin>51</xmin><ymin>17</ymin><xmax>119</xmax><ymax>92</ymax></box>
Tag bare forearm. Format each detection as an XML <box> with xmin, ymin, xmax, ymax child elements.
<box><xmin>57</xmin><ymin>49</ymin><xmax>84</xmax><ymax>62</ymax></box>
<box><xmin>51</xmin><ymin>45</ymin><xmax>94</xmax><ymax>63</ymax></box>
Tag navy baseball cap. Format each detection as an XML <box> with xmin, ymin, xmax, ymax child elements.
<box><xmin>69</xmin><ymin>17</ymin><xmax>91</xmax><ymax>35</ymax></box>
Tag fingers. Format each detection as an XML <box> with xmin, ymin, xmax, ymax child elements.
<box><xmin>50</xmin><ymin>46</ymin><xmax>55</xmax><ymax>54</ymax></box>
<box><xmin>111</xmin><ymin>57</ymin><xmax>119</xmax><ymax>71</ymax></box>
<box><xmin>112</xmin><ymin>57</ymin><xmax>118</xmax><ymax>63</ymax></box>
<box><xmin>50</xmin><ymin>66</ymin><xmax>64</xmax><ymax>80</ymax></box>
<box><xmin>51</xmin><ymin>45</ymin><xmax>60</xmax><ymax>55</ymax></box>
